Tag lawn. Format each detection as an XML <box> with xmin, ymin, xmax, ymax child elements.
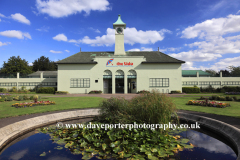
<box><xmin>0</xmin><ymin>97</ymin><xmax>104</xmax><ymax>119</ymax></box>
<box><xmin>171</xmin><ymin>96</ymin><xmax>240</xmax><ymax>119</ymax></box>
<box><xmin>0</xmin><ymin>94</ymin><xmax>240</xmax><ymax>119</ymax></box>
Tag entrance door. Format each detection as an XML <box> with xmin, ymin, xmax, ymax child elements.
<box><xmin>115</xmin><ymin>79</ymin><xmax>124</xmax><ymax>93</ymax></box>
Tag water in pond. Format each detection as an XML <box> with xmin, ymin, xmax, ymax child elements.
<box><xmin>0</xmin><ymin>125</ymin><xmax>237</xmax><ymax>160</ymax></box>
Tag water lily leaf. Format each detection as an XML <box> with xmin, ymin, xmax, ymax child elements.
<box><xmin>40</xmin><ymin>152</ymin><xmax>46</xmax><ymax>156</ymax></box>
<box><xmin>114</xmin><ymin>140</ymin><xmax>120</xmax><ymax>146</ymax></box>
<box><xmin>124</xmin><ymin>153</ymin><xmax>132</xmax><ymax>158</ymax></box>
<box><xmin>73</xmin><ymin>133</ymin><xmax>78</xmax><ymax>138</ymax></box>
<box><xmin>110</xmin><ymin>142</ymin><xmax>115</xmax><ymax>148</ymax></box>
<box><xmin>102</xmin><ymin>143</ymin><xmax>107</xmax><ymax>150</ymax></box>
<box><xmin>113</xmin><ymin>146</ymin><xmax>121</xmax><ymax>153</ymax></box>
<box><xmin>184</xmin><ymin>144</ymin><xmax>194</xmax><ymax>149</ymax></box>
<box><xmin>148</xmin><ymin>154</ymin><xmax>158</xmax><ymax>160</ymax></box>
<box><xmin>80</xmin><ymin>141</ymin><xmax>88</xmax><ymax>147</ymax></box>
<box><xmin>151</xmin><ymin>148</ymin><xmax>158</xmax><ymax>152</ymax></box>
<box><xmin>180</xmin><ymin>138</ymin><xmax>189</xmax><ymax>143</ymax></box>
<box><xmin>85</xmin><ymin>148</ymin><xmax>94</xmax><ymax>152</ymax></box>
<box><xmin>56</xmin><ymin>139</ymin><xmax>65</xmax><ymax>145</ymax></box>
<box><xmin>56</xmin><ymin>146</ymin><xmax>63</xmax><ymax>150</ymax></box>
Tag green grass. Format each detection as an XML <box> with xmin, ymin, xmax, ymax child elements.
<box><xmin>0</xmin><ymin>97</ymin><xmax>104</xmax><ymax>119</ymax></box>
<box><xmin>170</xmin><ymin>96</ymin><xmax>240</xmax><ymax>119</ymax></box>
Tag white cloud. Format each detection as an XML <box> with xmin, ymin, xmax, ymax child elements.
<box><xmin>53</xmin><ymin>33</ymin><xmax>68</xmax><ymax>41</ymax></box>
<box><xmin>50</xmin><ymin>50</ymin><xmax>62</xmax><ymax>53</ymax></box>
<box><xmin>181</xmin><ymin>14</ymin><xmax>240</xmax><ymax>39</ymax></box>
<box><xmin>0</xmin><ymin>30</ymin><xmax>32</xmax><ymax>39</ymax></box>
<box><xmin>53</xmin><ymin>27</ymin><xmax>171</xmax><ymax>46</ymax></box>
<box><xmin>74</xmin><ymin>28</ymin><xmax>171</xmax><ymax>46</ymax></box>
<box><xmin>89</xmin><ymin>27</ymin><xmax>101</xmax><ymax>33</ymax></box>
<box><xmin>210</xmin><ymin>56</ymin><xmax>240</xmax><ymax>70</ymax></box>
<box><xmin>0</xmin><ymin>41</ymin><xmax>11</xmax><ymax>47</ymax></box>
<box><xmin>0</xmin><ymin>13</ymin><xmax>5</xmax><ymax>18</ymax></box>
<box><xmin>9</xmin><ymin>149</ymin><xmax>28</xmax><ymax>160</ymax></box>
<box><xmin>65</xmin><ymin>50</ymin><xmax>70</xmax><ymax>52</ymax></box>
<box><xmin>36</xmin><ymin>26</ymin><xmax>49</xmax><ymax>32</ymax></box>
<box><xmin>0</xmin><ymin>19</ymin><xmax>1</xmax><ymax>22</ymax></box>
<box><xmin>11</xmin><ymin>13</ymin><xmax>31</xmax><ymax>25</ymax></box>
<box><xmin>128</xmin><ymin>47</ymin><xmax>153</xmax><ymax>51</ymax></box>
<box><xmin>35</xmin><ymin>0</ymin><xmax>110</xmax><ymax>18</ymax></box>
<box><xmin>28</xmin><ymin>63</ymin><xmax>33</xmax><ymax>66</ymax></box>
<box><xmin>236</xmin><ymin>10</ymin><xmax>240</xmax><ymax>14</ymax></box>
<box><xmin>169</xmin><ymin>50</ymin><xmax>222</xmax><ymax>62</ymax></box>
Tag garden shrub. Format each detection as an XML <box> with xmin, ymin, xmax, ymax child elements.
<box><xmin>37</xmin><ymin>87</ymin><xmax>55</xmax><ymax>94</ymax></box>
<box><xmin>6</xmin><ymin>96</ymin><xmax>13</xmax><ymax>101</ymax></box>
<box><xmin>182</xmin><ymin>87</ymin><xmax>200</xmax><ymax>93</ymax></box>
<box><xmin>171</xmin><ymin>90</ymin><xmax>181</xmax><ymax>94</ymax></box>
<box><xmin>136</xmin><ymin>90</ymin><xmax>150</xmax><ymax>94</ymax></box>
<box><xmin>19</xmin><ymin>96</ymin><xmax>24</xmax><ymax>101</ymax></box>
<box><xmin>97</xmin><ymin>91</ymin><xmax>178</xmax><ymax>126</ymax></box>
<box><xmin>0</xmin><ymin>88</ymin><xmax>6</xmax><ymax>92</ymax></box>
<box><xmin>30</xmin><ymin>96</ymin><xmax>33</xmax><ymax>100</ymax></box>
<box><xmin>23</xmin><ymin>95</ymin><xmax>29</xmax><ymax>100</ymax></box>
<box><xmin>10</xmin><ymin>86</ymin><xmax>17</xmax><ymax>92</ymax></box>
<box><xmin>233</xmin><ymin>96</ymin><xmax>237</xmax><ymax>101</ymax></box>
<box><xmin>0</xmin><ymin>98</ymin><xmax>4</xmax><ymax>102</ymax></box>
<box><xmin>14</xmin><ymin>96</ymin><xmax>19</xmax><ymax>101</ymax></box>
<box><xmin>55</xmin><ymin>91</ymin><xmax>69</xmax><ymax>94</ymax></box>
<box><xmin>212</xmin><ymin>95</ymin><xmax>217</xmax><ymax>100</ymax></box>
<box><xmin>88</xmin><ymin>90</ymin><xmax>102</xmax><ymax>94</ymax></box>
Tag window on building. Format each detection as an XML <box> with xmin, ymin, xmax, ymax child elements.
<box><xmin>149</xmin><ymin>78</ymin><xmax>169</xmax><ymax>87</ymax></box>
<box><xmin>182</xmin><ymin>81</ymin><xmax>198</xmax><ymax>86</ymax></box>
<box><xmin>199</xmin><ymin>81</ymin><xmax>221</xmax><ymax>85</ymax></box>
<box><xmin>70</xmin><ymin>78</ymin><xmax>90</xmax><ymax>88</ymax></box>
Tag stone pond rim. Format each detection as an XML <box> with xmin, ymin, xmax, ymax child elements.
<box><xmin>0</xmin><ymin>109</ymin><xmax>239</xmax><ymax>160</ymax></box>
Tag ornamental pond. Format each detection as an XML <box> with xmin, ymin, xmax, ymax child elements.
<box><xmin>0</xmin><ymin>119</ymin><xmax>237</xmax><ymax>160</ymax></box>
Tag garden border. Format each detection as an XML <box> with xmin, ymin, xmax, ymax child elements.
<box><xmin>0</xmin><ymin>109</ymin><xmax>239</xmax><ymax>160</ymax></box>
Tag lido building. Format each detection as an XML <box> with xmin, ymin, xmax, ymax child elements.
<box><xmin>56</xmin><ymin>15</ymin><xmax>185</xmax><ymax>94</ymax></box>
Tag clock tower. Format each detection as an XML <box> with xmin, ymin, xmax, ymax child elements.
<box><xmin>113</xmin><ymin>14</ymin><xmax>126</xmax><ymax>55</ymax></box>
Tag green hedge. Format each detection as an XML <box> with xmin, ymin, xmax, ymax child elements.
<box><xmin>182</xmin><ymin>87</ymin><xmax>200</xmax><ymax>93</ymax></box>
<box><xmin>37</xmin><ymin>87</ymin><xmax>56</xmax><ymax>94</ymax></box>
<box><xmin>89</xmin><ymin>90</ymin><xmax>102</xmax><ymax>94</ymax></box>
<box><xmin>55</xmin><ymin>91</ymin><xmax>69</xmax><ymax>94</ymax></box>
<box><xmin>171</xmin><ymin>90</ymin><xmax>181</xmax><ymax>94</ymax></box>
<box><xmin>0</xmin><ymin>88</ymin><xmax>6</xmax><ymax>92</ymax></box>
<box><xmin>222</xmin><ymin>86</ymin><xmax>240</xmax><ymax>92</ymax></box>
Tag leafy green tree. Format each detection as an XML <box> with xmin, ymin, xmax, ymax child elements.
<box><xmin>32</xmin><ymin>56</ymin><xmax>57</xmax><ymax>71</ymax></box>
<box><xmin>228</xmin><ymin>66</ymin><xmax>240</xmax><ymax>77</ymax></box>
<box><xmin>1</xmin><ymin>56</ymin><xmax>32</xmax><ymax>74</ymax></box>
<box><xmin>205</xmin><ymin>69</ymin><xmax>217</xmax><ymax>76</ymax></box>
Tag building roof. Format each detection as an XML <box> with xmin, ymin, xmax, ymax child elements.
<box><xmin>28</xmin><ymin>71</ymin><xmax>57</xmax><ymax>76</ymax></box>
<box><xmin>182</xmin><ymin>70</ymin><xmax>211</xmax><ymax>76</ymax></box>
<box><xmin>56</xmin><ymin>51</ymin><xmax>185</xmax><ymax>64</ymax></box>
<box><xmin>113</xmin><ymin>14</ymin><xmax>126</xmax><ymax>29</ymax></box>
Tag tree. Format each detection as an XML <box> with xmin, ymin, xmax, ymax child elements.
<box><xmin>32</xmin><ymin>56</ymin><xmax>57</xmax><ymax>72</ymax></box>
<box><xmin>228</xmin><ymin>66</ymin><xmax>240</xmax><ymax>77</ymax></box>
<box><xmin>220</xmin><ymin>70</ymin><xmax>231</xmax><ymax>77</ymax></box>
<box><xmin>205</xmin><ymin>69</ymin><xmax>217</xmax><ymax>76</ymax></box>
<box><xmin>1</xmin><ymin>56</ymin><xmax>32</xmax><ymax>74</ymax></box>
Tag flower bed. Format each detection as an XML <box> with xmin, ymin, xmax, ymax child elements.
<box><xmin>186</xmin><ymin>100</ymin><xmax>230</xmax><ymax>108</ymax></box>
<box><xmin>0</xmin><ymin>93</ymin><xmax>11</xmax><ymax>96</ymax></box>
<box><xmin>225</xmin><ymin>92</ymin><xmax>240</xmax><ymax>95</ymax></box>
<box><xmin>12</xmin><ymin>100</ymin><xmax>56</xmax><ymax>108</ymax></box>
<box><xmin>88</xmin><ymin>90</ymin><xmax>102</xmax><ymax>94</ymax></box>
<box><xmin>137</xmin><ymin>90</ymin><xmax>150</xmax><ymax>94</ymax></box>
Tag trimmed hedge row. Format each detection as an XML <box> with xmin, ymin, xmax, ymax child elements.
<box><xmin>37</xmin><ymin>87</ymin><xmax>56</xmax><ymax>94</ymax></box>
<box><xmin>182</xmin><ymin>87</ymin><xmax>200</xmax><ymax>93</ymax></box>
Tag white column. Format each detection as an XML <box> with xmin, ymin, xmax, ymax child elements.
<box><xmin>40</xmin><ymin>72</ymin><xmax>43</xmax><ymax>79</ymax></box>
<box><xmin>112</xmin><ymin>73</ymin><xmax>115</xmax><ymax>94</ymax></box>
<box><xmin>124</xmin><ymin>74</ymin><xmax>128</xmax><ymax>94</ymax></box>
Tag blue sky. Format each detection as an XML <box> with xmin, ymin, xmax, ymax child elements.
<box><xmin>1</xmin><ymin>0</ymin><xmax>240</xmax><ymax>71</ymax></box>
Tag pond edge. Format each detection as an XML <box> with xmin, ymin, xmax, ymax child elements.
<box><xmin>0</xmin><ymin>109</ymin><xmax>239</xmax><ymax>160</ymax></box>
